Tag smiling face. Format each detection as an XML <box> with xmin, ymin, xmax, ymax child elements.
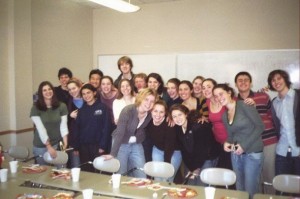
<box><xmin>81</xmin><ymin>88</ymin><xmax>96</xmax><ymax>105</ymax></box>
<box><xmin>139</xmin><ymin>94</ymin><xmax>156</xmax><ymax>112</ymax></box>
<box><xmin>235</xmin><ymin>75</ymin><xmax>251</xmax><ymax>93</ymax></box>
<box><xmin>89</xmin><ymin>74</ymin><xmax>101</xmax><ymax>89</ymax></box>
<box><xmin>213</xmin><ymin>87</ymin><xmax>231</xmax><ymax>106</ymax></box>
<box><xmin>179</xmin><ymin>83</ymin><xmax>192</xmax><ymax>101</ymax></box>
<box><xmin>171</xmin><ymin>110</ymin><xmax>187</xmax><ymax>127</ymax></box>
<box><xmin>120</xmin><ymin>80</ymin><xmax>132</xmax><ymax>97</ymax></box>
<box><xmin>202</xmin><ymin>80</ymin><xmax>214</xmax><ymax>99</ymax></box>
<box><xmin>67</xmin><ymin>82</ymin><xmax>81</xmax><ymax>98</ymax></box>
<box><xmin>271</xmin><ymin>73</ymin><xmax>288</xmax><ymax>93</ymax></box>
<box><xmin>167</xmin><ymin>82</ymin><xmax>179</xmax><ymax>99</ymax></box>
<box><xmin>151</xmin><ymin>104</ymin><xmax>166</xmax><ymax>124</ymax></box>
<box><xmin>120</xmin><ymin>62</ymin><xmax>131</xmax><ymax>75</ymax></box>
<box><xmin>101</xmin><ymin>78</ymin><xmax>113</xmax><ymax>94</ymax></box>
<box><xmin>59</xmin><ymin>74</ymin><xmax>71</xmax><ymax>88</ymax></box>
<box><xmin>42</xmin><ymin>85</ymin><xmax>54</xmax><ymax>101</ymax></box>
<box><xmin>192</xmin><ymin>78</ymin><xmax>203</xmax><ymax>96</ymax></box>
<box><xmin>134</xmin><ymin>77</ymin><xmax>147</xmax><ymax>92</ymax></box>
<box><xmin>147</xmin><ymin>77</ymin><xmax>160</xmax><ymax>91</ymax></box>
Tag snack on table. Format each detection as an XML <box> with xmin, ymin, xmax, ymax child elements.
<box><xmin>168</xmin><ymin>187</ymin><xmax>197</xmax><ymax>198</ymax></box>
<box><xmin>147</xmin><ymin>183</ymin><xmax>163</xmax><ymax>191</ymax></box>
<box><xmin>123</xmin><ymin>178</ymin><xmax>152</xmax><ymax>186</ymax></box>
<box><xmin>50</xmin><ymin>169</ymin><xmax>71</xmax><ymax>180</ymax></box>
<box><xmin>50</xmin><ymin>192</ymin><xmax>74</xmax><ymax>199</ymax></box>
<box><xmin>15</xmin><ymin>194</ymin><xmax>45</xmax><ymax>199</ymax></box>
<box><xmin>22</xmin><ymin>165</ymin><xmax>47</xmax><ymax>174</ymax></box>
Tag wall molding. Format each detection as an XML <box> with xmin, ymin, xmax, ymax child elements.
<box><xmin>0</xmin><ymin>127</ymin><xmax>34</xmax><ymax>136</ymax></box>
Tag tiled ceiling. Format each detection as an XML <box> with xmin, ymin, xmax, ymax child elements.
<box><xmin>70</xmin><ymin>0</ymin><xmax>183</xmax><ymax>8</ymax></box>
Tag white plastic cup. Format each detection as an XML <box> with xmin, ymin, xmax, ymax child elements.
<box><xmin>112</xmin><ymin>173</ymin><xmax>121</xmax><ymax>188</ymax></box>
<box><xmin>82</xmin><ymin>188</ymin><xmax>93</xmax><ymax>199</ymax></box>
<box><xmin>205</xmin><ymin>187</ymin><xmax>216</xmax><ymax>199</ymax></box>
<box><xmin>9</xmin><ymin>160</ymin><xmax>18</xmax><ymax>173</ymax></box>
<box><xmin>71</xmin><ymin>168</ymin><xmax>81</xmax><ymax>182</ymax></box>
<box><xmin>0</xmin><ymin>169</ymin><xmax>8</xmax><ymax>182</ymax></box>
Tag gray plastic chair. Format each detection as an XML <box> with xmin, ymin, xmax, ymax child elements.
<box><xmin>200</xmin><ymin>168</ymin><xmax>236</xmax><ymax>189</ymax></box>
<box><xmin>143</xmin><ymin>161</ymin><xmax>175</xmax><ymax>180</ymax></box>
<box><xmin>43</xmin><ymin>151</ymin><xmax>68</xmax><ymax>165</ymax></box>
<box><xmin>7</xmin><ymin>146</ymin><xmax>29</xmax><ymax>160</ymax></box>
<box><xmin>273</xmin><ymin>174</ymin><xmax>300</xmax><ymax>194</ymax></box>
<box><xmin>93</xmin><ymin>156</ymin><xmax>120</xmax><ymax>173</ymax></box>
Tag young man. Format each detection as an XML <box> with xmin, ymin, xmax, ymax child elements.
<box><xmin>267</xmin><ymin>69</ymin><xmax>300</xmax><ymax>176</ymax></box>
<box><xmin>54</xmin><ymin>67</ymin><xmax>72</xmax><ymax>105</ymax></box>
<box><xmin>113</xmin><ymin>56</ymin><xmax>135</xmax><ymax>88</ymax></box>
<box><xmin>89</xmin><ymin>69</ymin><xmax>104</xmax><ymax>99</ymax></box>
<box><xmin>235</xmin><ymin>71</ymin><xmax>277</xmax><ymax>184</ymax></box>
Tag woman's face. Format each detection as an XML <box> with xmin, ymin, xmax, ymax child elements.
<box><xmin>171</xmin><ymin>110</ymin><xmax>187</xmax><ymax>126</ymax></box>
<box><xmin>193</xmin><ymin>78</ymin><xmax>203</xmax><ymax>96</ymax></box>
<box><xmin>167</xmin><ymin>82</ymin><xmax>179</xmax><ymax>99</ymax></box>
<box><xmin>151</xmin><ymin>104</ymin><xmax>166</xmax><ymax>124</ymax></box>
<box><xmin>89</xmin><ymin>74</ymin><xmax>101</xmax><ymax>89</ymax></box>
<box><xmin>139</xmin><ymin>94</ymin><xmax>156</xmax><ymax>112</ymax></box>
<box><xmin>81</xmin><ymin>88</ymin><xmax>95</xmax><ymax>104</ymax></box>
<box><xmin>120</xmin><ymin>81</ymin><xmax>132</xmax><ymax>96</ymax></box>
<box><xmin>213</xmin><ymin>88</ymin><xmax>231</xmax><ymax>106</ymax></box>
<box><xmin>101</xmin><ymin>78</ymin><xmax>113</xmax><ymax>94</ymax></box>
<box><xmin>42</xmin><ymin>85</ymin><xmax>53</xmax><ymax>101</ymax></box>
<box><xmin>147</xmin><ymin>77</ymin><xmax>160</xmax><ymax>91</ymax></box>
<box><xmin>179</xmin><ymin>83</ymin><xmax>192</xmax><ymax>101</ymax></box>
<box><xmin>202</xmin><ymin>80</ymin><xmax>214</xmax><ymax>99</ymax></box>
<box><xmin>67</xmin><ymin>82</ymin><xmax>81</xmax><ymax>98</ymax></box>
<box><xmin>120</xmin><ymin>62</ymin><xmax>131</xmax><ymax>75</ymax></box>
<box><xmin>134</xmin><ymin>77</ymin><xmax>147</xmax><ymax>92</ymax></box>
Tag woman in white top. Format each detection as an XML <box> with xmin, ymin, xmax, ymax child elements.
<box><xmin>113</xmin><ymin>79</ymin><xmax>136</xmax><ymax>124</ymax></box>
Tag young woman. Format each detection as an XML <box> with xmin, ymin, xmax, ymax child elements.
<box><xmin>213</xmin><ymin>84</ymin><xmax>264</xmax><ymax>198</ymax></box>
<box><xmin>145</xmin><ymin>100</ymin><xmax>182</xmax><ymax>182</ymax></box>
<box><xmin>166</xmin><ymin>78</ymin><xmax>183</xmax><ymax>107</ymax></box>
<box><xmin>30</xmin><ymin>81</ymin><xmax>68</xmax><ymax>165</ymax></box>
<box><xmin>113</xmin><ymin>79</ymin><xmax>136</xmax><ymax>124</ymax></box>
<box><xmin>147</xmin><ymin>73</ymin><xmax>170</xmax><ymax>103</ymax></box>
<box><xmin>179</xmin><ymin>80</ymin><xmax>208</xmax><ymax>118</ymax></box>
<box><xmin>73</xmin><ymin>84</ymin><xmax>111</xmax><ymax>172</ymax></box>
<box><xmin>192</xmin><ymin>76</ymin><xmax>205</xmax><ymax>99</ymax></box>
<box><xmin>170</xmin><ymin>104</ymin><xmax>221</xmax><ymax>185</ymax></box>
<box><xmin>103</xmin><ymin>88</ymin><xmax>159</xmax><ymax>178</ymax></box>
<box><xmin>66</xmin><ymin>78</ymin><xmax>83</xmax><ymax>168</ymax></box>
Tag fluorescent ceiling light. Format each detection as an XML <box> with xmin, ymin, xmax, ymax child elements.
<box><xmin>89</xmin><ymin>0</ymin><xmax>140</xmax><ymax>13</ymax></box>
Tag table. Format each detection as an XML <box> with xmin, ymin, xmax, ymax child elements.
<box><xmin>254</xmin><ymin>193</ymin><xmax>294</xmax><ymax>199</ymax></box>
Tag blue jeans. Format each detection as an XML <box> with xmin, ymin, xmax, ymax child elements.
<box><xmin>231</xmin><ymin>152</ymin><xmax>264</xmax><ymax>199</ymax></box>
<box><xmin>275</xmin><ymin>154</ymin><xmax>300</xmax><ymax>176</ymax></box>
<box><xmin>117</xmin><ymin>143</ymin><xmax>146</xmax><ymax>178</ymax></box>
<box><xmin>69</xmin><ymin>151</ymin><xmax>80</xmax><ymax>168</ymax></box>
<box><xmin>152</xmin><ymin>146</ymin><xmax>182</xmax><ymax>182</ymax></box>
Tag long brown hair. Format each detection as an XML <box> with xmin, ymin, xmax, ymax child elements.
<box><xmin>35</xmin><ymin>81</ymin><xmax>59</xmax><ymax>111</ymax></box>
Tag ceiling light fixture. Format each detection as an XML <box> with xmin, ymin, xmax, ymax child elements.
<box><xmin>89</xmin><ymin>0</ymin><xmax>140</xmax><ymax>13</ymax></box>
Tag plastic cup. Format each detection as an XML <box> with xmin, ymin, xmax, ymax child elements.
<box><xmin>112</xmin><ymin>173</ymin><xmax>121</xmax><ymax>188</ymax></box>
<box><xmin>205</xmin><ymin>187</ymin><xmax>216</xmax><ymax>199</ymax></box>
<box><xmin>82</xmin><ymin>188</ymin><xmax>93</xmax><ymax>199</ymax></box>
<box><xmin>9</xmin><ymin>160</ymin><xmax>18</xmax><ymax>173</ymax></box>
<box><xmin>71</xmin><ymin>168</ymin><xmax>81</xmax><ymax>182</ymax></box>
<box><xmin>0</xmin><ymin>169</ymin><xmax>8</xmax><ymax>182</ymax></box>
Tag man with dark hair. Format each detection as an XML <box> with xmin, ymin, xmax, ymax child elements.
<box><xmin>89</xmin><ymin>69</ymin><xmax>104</xmax><ymax>99</ymax></box>
<box><xmin>235</xmin><ymin>71</ymin><xmax>277</xmax><ymax>185</ymax></box>
<box><xmin>267</xmin><ymin>69</ymin><xmax>300</xmax><ymax>176</ymax></box>
<box><xmin>55</xmin><ymin>67</ymin><xmax>72</xmax><ymax>105</ymax></box>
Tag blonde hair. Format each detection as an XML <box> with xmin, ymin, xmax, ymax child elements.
<box><xmin>135</xmin><ymin>88</ymin><xmax>159</xmax><ymax>106</ymax></box>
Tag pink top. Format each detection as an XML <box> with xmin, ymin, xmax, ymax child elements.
<box><xmin>207</xmin><ymin>98</ymin><xmax>228</xmax><ymax>144</ymax></box>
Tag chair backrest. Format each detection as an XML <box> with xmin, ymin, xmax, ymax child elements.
<box><xmin>143</xmin><ymin>161</ymin><xmax>175</xmax><ymax>179</ymax></box>
<box><xmin>93</xmin><ymin>156</ymin><xmax>120</xmax><ymax>173</ymax></box>
<box><xmin>200</xmin><ymin>168</ymin><xmax>236</xmax><ymax>188</ymax></box>
<box><xmin>8</xmin><ymin>146</ymin><xmax>29</xmax><ymax>160</ymax></box>
<box><xmin>43</xmin><ymin>151</ymin><xmax>68</xmax><ymax>165</ymax></box>
<box><xmin>273</xmin><ymin>174</ymin><xmax>300</xmax><ymax>194</ymax></box>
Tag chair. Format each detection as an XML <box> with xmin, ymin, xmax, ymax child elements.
<box><xmin>272</xmin><ymin>174</ymin><xmax>300</xmax><ymax>195</ymax></box>
<box><xmin>93</xmin><ymin>156</ymin><xmax>120</xmax><ymax>173</ymax></box>
<box><xmin>143</xmin><ymin>161</ymin><xmax>175</xmax><ymax>181</ymax></box>
<box><xmin>7</xmin><ymin>146</ymin><xmax>29</xmax><ymax>161</ymax></box>
<box><xmin>43</xmin><ymin>151</ymin><xmax>68</xmax><ymax>165</ymax></box>
<box><xmin>200</xmin><ymin>168</ymin><xmax>236</xmax><ymax>189</ymax></box>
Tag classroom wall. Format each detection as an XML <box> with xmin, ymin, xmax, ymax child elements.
<box><xmin>93</xmin><ymin>0</ymin><xmax>299</xmax><ymax>65</ymax></box>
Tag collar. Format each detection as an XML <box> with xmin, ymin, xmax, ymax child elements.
<box><xmin>237</xmin><ymin>90</ymin><xmax>254</xmax><ymax>100</ymax></box>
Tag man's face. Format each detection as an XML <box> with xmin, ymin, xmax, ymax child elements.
<box><xmin>235</xmin><ymin>75</ymin><xmax>251</xmax><ymax>93</ymax></box>
<box><xmin>59</xmin><ymin>74</ymin><xmax>70</xmax><ymax>88</ymax></box>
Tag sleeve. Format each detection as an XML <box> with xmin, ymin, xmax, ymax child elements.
<box><xmin>240</xmin><ymin>103</ymin><xmax>265</xmax><ymax>151</ymax></box>
<box><xmin>164</xmin><ymin>126</ymin><xmax>176</xmax><ymax>163</ymax></box>
<box><xmin>60</xmin><ymin>115</ymin><xmax>69</xmax><ymax>138</ymax></box>
<box><xmin>31</xmin><ymin>116</ymin><xmax>49</xmax><ymax>144</ymax></box>
<box><xmin>99</xmin><ymin>105</ymin><xmax>111</xmax><ymax>151</ymax></box>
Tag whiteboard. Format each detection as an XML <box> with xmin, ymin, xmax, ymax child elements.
<box><xmin>98</xmin><ymin>50</ymin><xmax>299</xmax><ymax>98</ymax></box>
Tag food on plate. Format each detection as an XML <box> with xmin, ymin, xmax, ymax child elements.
<box><xmin>50</xmin><ymin>169</ymin><xmax>71</xmax><ymax>180</ymax></box>
<box><xmin>123</xmin><ymin>178</ymin><xmax>152</xmax><ymax>186</ymax></box>
<box><xmin>50</xmin><ymin>192</ymin><xmax>74</xmax><ymax>199</ymax></box>
<box><xmin>22</xmin><ymin>165</ymin><xmax>47</xmax><ymax>173</ymax></box>
<box><xmin>168</xmin><ymin>187</ymin><xmax>197</xmax><ymax>198</ymax></box>
<box><xmin>147</xmin><ymin>183</ymin><xmax>163</xmax><ymax>191</ymax></box>
<box><xmin>15</xmin><ymin>194</ymin><xmax>45</xmax><ymax>199</ymax></box>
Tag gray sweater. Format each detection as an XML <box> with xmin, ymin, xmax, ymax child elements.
<box><xmin>110</xmin><ymin>104</ymin><xmax>152</xmax><ymax>157</ymax></box>
<box><xmin>223</xmin><ymin>100</ymin><xmax>264</xmax><ymax>153</ymax></box>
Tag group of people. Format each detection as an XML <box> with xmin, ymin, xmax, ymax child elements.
<box><xmin>30</xmin><ymin>56</ymin><xmax>300</xmax><ymax>199</ymax></box>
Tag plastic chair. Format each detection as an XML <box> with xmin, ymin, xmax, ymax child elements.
<box><xmin>7</xmin><ymin>146</ymin><xmax>29</xmax><ymax>161</ymax></box>
<box><xmin>200</xmin><ymin>168</ymin><xmax>236</xmax><ymax>189</ymax></box>
<box><xmin>143</xmin><ymin>161</ymin><xmax>175</xmax><ymax>181</ymax></box>
<box><xmin>272</xmin><ymin>174</ymin><xmax>300</xmax><ymax>195</ymax></box>
<box><xmin>43</xmin><ymin>151</ymin><xmax>68</xmax><ymax>165</ymax></box>
<box><xmin>93</xmin><ymin>156</ymin><xmax>120</xmax><ymax>173</ymax></box>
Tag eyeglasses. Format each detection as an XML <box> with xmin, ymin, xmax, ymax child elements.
<box><xmin>237</xmin><ymin>79</ymin><xmax>250</xmax><ymax>83</ymax></box>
